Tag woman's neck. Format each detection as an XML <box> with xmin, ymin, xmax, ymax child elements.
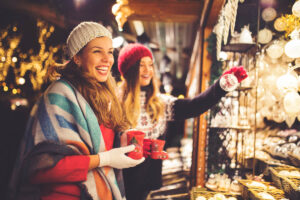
<box><xmin>140</xmin><ymin>85</ymin><xmax>151</xmax><ymax>92</ymax></box>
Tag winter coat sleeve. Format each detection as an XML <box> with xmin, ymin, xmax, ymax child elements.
<box><xmin>173</xmin><ymin>79</ymin><xmax>226</xmax><ymax>120</ymax></box>
<box><xmin>31</xmin><ymin>155</ymin><xmax>90</xmax><ymax>184</ymax></box>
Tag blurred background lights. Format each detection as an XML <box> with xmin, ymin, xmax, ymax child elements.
<box><xmin>112</xmin><ymin>36</ymin><xmax>125</xmax><ymax>48</ymax></box>
<box><xmin>17</xmin><ymin>77</ymin><xmax>25</xmax><ymax>85</ymax></box>
<box><xmin>133</xmin><ymin>20</ymin><xmax>144</xmax><ymax>36</ymax></box>
<box><xmin>12</xmin><ymin>57</ymin><xmax>17</xmax><ymax>63</ymax></box>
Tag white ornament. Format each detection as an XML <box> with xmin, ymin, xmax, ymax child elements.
<box><xmin>266</xmin><ymin>43</ymin><xmax>284</xmax><ymax>59</ymax></box>
<box><xmin>292</xmin><ymin>1</ymin><xmax>300</xmax><ymax>18</ymax></box>
<box><xmin>276</xmin><ymin>73</ymin><xmax>298</xmax><ymax>94</ymax></box>
<box><xmin>283</xmin><ymin>91</ymin><xmax>300</xmax><ymax>116</ymax></box>
<box><xmin>258</xmin><ymin>28</ymin><xmax>273</xmax><ymax>44</ymax></box>
<box><xmin>220</xmin><ymin>74</ymin><xmax>239</xmax><ymax>92</ymax></box>
<box><xmin>262</xmin><ymin>7</ymin><xmax>277</xmax><ymax>22</ymax></box>
<box><xmin>285</xmin><ymin>40</ymin><xmax>300</xmax><ymax>58</ymax></box>
<box><xmin>285</xmin><ymin>29</ymin><xmax>300</xmax><ymax>58</ymax></box>
<box><xmin>239</xmin><ymin>25</ymin><xmax>253</xmax><ymax>43</ymax></box>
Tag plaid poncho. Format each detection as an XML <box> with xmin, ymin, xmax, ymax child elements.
<box><xmin>9</xmin><ymin>79</ymin><xmax>126</xmax><ymax>200</ymax></box>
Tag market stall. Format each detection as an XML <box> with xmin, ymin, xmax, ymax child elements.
<box><xmin>189</xmin><ymin>0</ymin><xmax>300</xmax><ymax>200</ymax></box>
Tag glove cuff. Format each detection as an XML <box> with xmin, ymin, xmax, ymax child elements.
<box><xmin>219</xmin><ymin>74</ymin><xmax>239</xmax><ymax>92</ymax></box>
<box><xmin>98</xmin><ymin>152</ymin><xmax>110</xmax><ymax>167</ymax></box>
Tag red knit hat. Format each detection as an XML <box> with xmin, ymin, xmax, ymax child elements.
<box><xmin>118</xmin><ymin>43</ymin><xmax>153</xmax><ymax>76</ymax></box>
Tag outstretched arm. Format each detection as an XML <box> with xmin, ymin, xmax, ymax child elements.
<box><xmin>173</xmin><ymin>66</ymin><xmax>247</xmax><ymax>120</ymax></box>
<box><xmin>173</xmin><ymin>79</ymin><xmax>226</xmax><ymax>120</ymax></box>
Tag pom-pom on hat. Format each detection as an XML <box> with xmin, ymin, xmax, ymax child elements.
<box><xmin>66</xmin><ymin>21</ymin><xmax>112</xmax><ymax>58</ymax></box>
<box><xmin>118</xmin><ymin>43</ymin><xmax>153</xmax><ymax>76</ymax></box>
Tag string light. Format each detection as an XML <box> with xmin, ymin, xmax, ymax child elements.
<box><xmin>3</xmin><ymin>86</ymin><xmax>8</xmax><ymax>91</ymax></box>
<box><xmin>0</xmin><ymin>19</ymin><xmax>62</xmax><ymax>94</ymax></box>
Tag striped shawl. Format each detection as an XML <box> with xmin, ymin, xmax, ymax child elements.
<box><xmin>9</xmin><ymin>79</ymin><xmax>126</xmax><ymax>200</ymax></box>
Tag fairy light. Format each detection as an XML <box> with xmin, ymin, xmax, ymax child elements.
<box><xmin>12</xmin><ymin>88</ymin><xmax>17</xmax><ymax>94</ymax></box>
<box><xmin>178</xmin><ymin>94</ymin><xmax>185</xmax><ymax>99</ymax></box>
<box><xmin>12</xmin><ymin>57</ymin><xmax>17</xmax><ymax>63</ymax></box>
<box><xmin>0</xmin><ymin>19</ymin><xmax>62</xmax><ymax>94</ymax></box>
<box><xmin>17</xmin><ymin>77</ymin><xmax>25</xmax><ymax>85</ymax></box>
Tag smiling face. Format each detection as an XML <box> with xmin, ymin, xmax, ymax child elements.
<box><xmin>74</xmin><ymin>36</ymin><xmax>114</xmax><ymax>82</ymax></box>
<box><xmin>139</xmin><ymin>56</ymin><xmax>154</xmax><ymax>87</ymax></box>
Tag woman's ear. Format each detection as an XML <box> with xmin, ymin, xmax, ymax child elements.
<box><xmin>73</xmin><ymin>55</ymin><xmax>81</xmax><ymax>66</ymax></box>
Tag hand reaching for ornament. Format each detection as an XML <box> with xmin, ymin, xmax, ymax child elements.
<box><xmin>222</xmin><ymin>66</ymin><xmax>248</xmax><ymax>83</ymax></box>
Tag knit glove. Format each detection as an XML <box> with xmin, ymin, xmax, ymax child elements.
<box><xmin>220</xmin><ymin>66</ymin><xmax>248</xmax><ymax>91</ymax></box>
<box><xmin>143</xmin><ymin>139</ymin><xmax>152</xmax><ymax>158</ymax></box>
<box><xmin>98</xmin><ymin>145</ymin><xmax>145</xmax><ymax>169</ymax></box>
<box><xmin>222</xmin><ymin>66</ymin><xmax>248</xmax><ymax>83</ymax></box>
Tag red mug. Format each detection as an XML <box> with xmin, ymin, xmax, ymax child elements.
<box><xmin>151</xmin><ymin>139</ymin><xmax>168</xmax><ymax>160</ymax></box>
<box><xmin>126</xmin><ymin>130</ymin><xmax>145</xmax><ymax>159</ymax></box>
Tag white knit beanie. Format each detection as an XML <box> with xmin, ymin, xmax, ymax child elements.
<box><xmin>66</xmin><ymin>21</ymin><xmax>112</xmax><ymax>58</ymax></box>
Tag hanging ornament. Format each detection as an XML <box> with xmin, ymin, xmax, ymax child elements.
<box><xmin>283</xmin><ymin>91</ymin><xmax>300</xmax><ymax>116</ymax></box>
<box><xmin>239</xmin><ymin>25</ymin><xmax>253</xmax><ymax>43</ymax></box>
<box><xmin>223</xmin><ymin>1</ymin><xmax>232</xmax><ymax>45</ymax></box>
<box><xmin>274</xmin><ymin>17</ymin><xmax>286</xmax><ymax>32</ymax></box>
<box><xmin>213</xmin><ymin>17</ymin><xmax>224</xmax><ymax>61</ymax></box>
<box><xmin>262</xmin><ymin>7</ymin><xmax>277</xmax><ymax>22</ymax></box>
<box><xmin>285</xmin><ymin>28</ymin><xmax>300</xmax><ymax>58</ymax></box>
<box><xmin>292</xmin><ymin>0</ymin><xmax>300</xmax><ymax>18</ymax></box>
<box><xmin>258</xmin><ymin>28</ymin><xmax>273</xmax><ymax>44</ymax></box>
<box><xmin>266</xmin><ymin>42</ymin><xmax>284</xmax><ymax>59</ymax></box>
<box><xmin>285</xmin><ymin>115</ymin><xmax>296</xmax><ymax>128</ymax></box>
<box><xmin>230</xmin><ymin>0</ymin><xmax>239</xmax><ymax>35</ymax></box>
<box><xmin>276</xmin><ymin>72</ymin><xmax>298</xmax><ymax>94</ymax></box>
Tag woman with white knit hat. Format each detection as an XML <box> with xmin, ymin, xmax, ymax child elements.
<box><xmin>8</xmin><ymin>22</ymin><xmax>144</xmax><ymax>200</ymax></box>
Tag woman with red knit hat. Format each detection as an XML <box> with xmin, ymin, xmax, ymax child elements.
<box><xmin>117</xmin><ymin>43</ymin><xmax>248</xmax><ymax>200</ymax></box>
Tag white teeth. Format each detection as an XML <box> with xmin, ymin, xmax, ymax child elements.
<box><xmin>96</xmin><ymin>66</ymin><xmax>108</xmax><ymax>72</ymax></box>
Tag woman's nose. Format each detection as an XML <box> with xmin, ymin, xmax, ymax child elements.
<box><xmin>144</xmin><ymin>65</ymin><xmax>151</xmax><ymax>72</ymax></box>
<box><xmin>101</xmin><ymin>52</ymin><xmax>110</xmax><ymax>61</ymax></box>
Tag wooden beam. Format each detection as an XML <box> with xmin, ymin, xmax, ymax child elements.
<box><xmin>1</xmin><ymin>0</ymin><xmax>79</xmax><ymax>28</ymax></box>
<box><xmin>206</xmin><ymin>0</ymin><xmax>225</xmax><ymax>27</ymax></box>
<box><xmin>195</xmin><ymin>27</ymin><xmax>213</xmax><ymax>187</ymax></box>
<box><xmin>127</xmin><ymin>0</ymin><xmax>203</xmax><ymax>22</ymax></box>
<box><xmin>190</xmin><ymin>0</ymin><xmax>222</xmax><ymax>188</ymax></box>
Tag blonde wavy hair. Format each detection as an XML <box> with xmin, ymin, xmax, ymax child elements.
<box><xmin>119</xmin><ymin>61</ymin><xmax>164</xmax><ymax>128</ymax></box>
<box><xmin>48</xmin><ymin>59</ymin><xmax>129</xmax><ymax>133</ymax></box>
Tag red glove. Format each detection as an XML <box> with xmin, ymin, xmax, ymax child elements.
<box><xmin>222</xmin><ymin>66</ymin><xmax>248</xmax><ymax>83</ymax></box>
<box><xmin>143</xmin><ymin>139</ymin><xmax>152</xmax><ymax>158</ymax></box>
